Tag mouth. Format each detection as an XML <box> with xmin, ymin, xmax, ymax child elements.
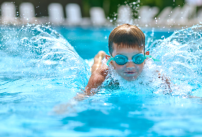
<box><xmin>124</xmin><ymin>72</ymin><xmax>136</xmax><ymax>74</ymax></box>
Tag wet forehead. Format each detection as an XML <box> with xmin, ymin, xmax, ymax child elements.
<box><xmin>112</xmin><ymin>43</ymin><xmax>144</xmax><ymax>57</ymax></box>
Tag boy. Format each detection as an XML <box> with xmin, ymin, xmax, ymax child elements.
<box><xmin>54</xmin><ymin>24</ymin><xmax>170</xmax><ymax>113</ymax></box>
<box><xmin>85</xmin><ymin>24</ymin><xmax>150</xmax><ymax>94</ymax></box>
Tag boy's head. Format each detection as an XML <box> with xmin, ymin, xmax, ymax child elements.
<box><xmin>108</xmin><ymin>24</ymin><xmax>145</xmax><ymax>55</ymax></box>
<box><xmin>107</xmin><ymin>24</ymin><xmax>145</xmax><ymax>81</ymax></box>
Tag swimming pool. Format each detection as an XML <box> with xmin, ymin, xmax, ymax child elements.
<box><xmin>0</xmin><ymin>25</ymin><xmax>202</xmax><ymax>136</ymax></box>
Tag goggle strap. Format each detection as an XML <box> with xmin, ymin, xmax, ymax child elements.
<box><xmin>107</xmin><ymin>57</ymin><xmax>114</xmax><ymax>66</ymax></box>
<box><xmin>145</xmin><ymin>55</ymin><xmax>160</xmax><ymax>62</ymax></box>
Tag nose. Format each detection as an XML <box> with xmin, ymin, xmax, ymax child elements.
<box><xmin>126</xmin><ymin>62</ymin><xmax>135</xmax><ymax>69</ymax></box>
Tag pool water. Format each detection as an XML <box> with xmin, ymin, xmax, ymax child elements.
<box><xmin>0</xmin><ymin>25</ymin><xmax>202</xmax><ymax>136</ymax></box>
<box><xmin>56</xmin><ymin>27</ymin><xmax>173</xmax><ymax>59</ymax></box>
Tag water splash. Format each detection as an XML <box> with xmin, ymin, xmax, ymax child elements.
<box><xmin>0</xmin><ymin>25</ymin><xmax>90</xmax><ymax>99</ymax></box>
<box><xmin>147</xmin><ymin>25</ymin><xmax>202</xmax><ymax>95</ymax></box>
<box><xmin>105</xmin><ymin>59</ymin><xmax>173</xmax><ymax>95</ymax></box>
<box><xmin>101</xmin><ymin>25</ymin><xmax>202</xmax><ymax>97</ymax></box>
<box><xmin>1</xmin><ymin>25</ymin><xmax>202</xmax><ymax>136</ymax></box>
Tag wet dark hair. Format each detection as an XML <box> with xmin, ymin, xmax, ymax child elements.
<box><xmin>108</xmin><ymin>24</ymin><xmax>145</xmax><ymax>55</ymax></box>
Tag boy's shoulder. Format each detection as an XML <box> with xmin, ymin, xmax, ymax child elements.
<box><xmin>100</xmin><ymin>74</ymin><xmax>120</xmax><ymax>90</ymax></box>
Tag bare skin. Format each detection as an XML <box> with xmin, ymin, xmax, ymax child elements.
<box><xmin>85</xmin><ymin>51</ymin><xmax>108</xmax><ymax>94</ymax></box>
<box><xmin>91</xmin><ymin>51</ymin><xmax>106</xmax><ymax>73</ymax></box>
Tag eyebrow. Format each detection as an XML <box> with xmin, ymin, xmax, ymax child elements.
<box><xmin>115</xmin><ymin>52</ymin><xmax>143</xmax><ymax>56</ymax></box>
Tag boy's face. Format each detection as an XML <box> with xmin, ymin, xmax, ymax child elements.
<box><xmin>110</xmin><ymin>43</ymin><xmax>145</xmax><ymax>81</ymax></box>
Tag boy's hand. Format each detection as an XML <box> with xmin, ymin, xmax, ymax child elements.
<box><xmin>53</xmin><ymin>93</ymin><xmax>87</xmax><ymax>114</ymax></box>
<box><xmin>85</xmin><ymin>66</ymin><xmax>108</xmax><ymax>94</ymax></box>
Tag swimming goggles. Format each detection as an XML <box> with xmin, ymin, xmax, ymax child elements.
<box><xmin>107</xmin><ymin>53</ymin><xmax>160</xmax><ymax>66</ymax></box>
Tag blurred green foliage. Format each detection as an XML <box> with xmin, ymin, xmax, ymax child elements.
<box><xmin>83</xmin><ymin>0</ymin><xmax>185</xmax><ymax>18</ymax></box>
<box><xmin>0</xmin><ymin>0</ymin><xmax>185</xmax><ymax>18</ymax></box>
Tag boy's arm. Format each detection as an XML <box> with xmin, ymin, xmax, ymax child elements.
<box><xmin>54</xmin><ymin>51</ymin><xmax>108</xmax><ymax>114</ymax></box>
<box><xmin>85</xmin><ymin>51</ymin><xmax>108</xmax><ymax>94</ymax></box>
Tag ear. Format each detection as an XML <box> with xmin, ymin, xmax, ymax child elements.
<box><xmin>144</xmin><ymin>58</ymin><xmax>147</xmax><ymax>64</ymax></box>
<box><xmin>105</xmin><ymin>55</ymin><xmax>110</xmax><ymax>60</ymax></box>
<box><xmin>144</xmin><ymin>56</ymin><xmax>149</xmax><ymax>64</ymax></box>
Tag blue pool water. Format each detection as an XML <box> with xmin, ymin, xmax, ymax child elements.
<box><xmin>1</xmin><ymin>25</ymin><xmax>202</xmax><ymax>136</ymax></box>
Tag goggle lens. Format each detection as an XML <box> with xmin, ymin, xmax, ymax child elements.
<box><xmin>114</xmin><ymin>54</ymin><xmax>145</xmax><ymax>65</ymax></box>
<box><xmin>132</xmin><ymin>54</ymin><xmax>145</xmax><ymax>64</ymax></box>
<box><xmin>114</xmin><ymin>55</ymin><xmax>128</xmax><ymax>65</ymax></box>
